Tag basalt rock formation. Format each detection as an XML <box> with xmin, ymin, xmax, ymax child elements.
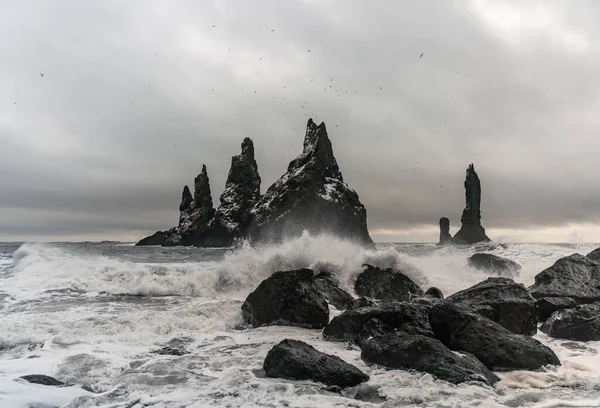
<box><xmin>446</xmin><ymin>277</ymin><xmax>537</xmax><ymax>335</ymax></box>
<box><xmin>247</xmin><ymin>119</ymin><xmax>373</xmax><ymax>247</ymax></box>
<box><xmin>137</xmin><ymin>119</ymin><xmax>373</xmax><ymax>247</ymax></box>
<box><xmin>528</xmin><ymin>253</ymin><xmax>600</xmax><ymax>304</ymax></box>
<box><xmin>429</xmin><ymin>302</ymin><xmax>560</xmax><ymax>371</ymax></box>
<box><xmin>541</xmin><ymin>302</ymin><xmax>600</xmax><ymax>341</ymax></box>
<box><xmin>361</xmin><ymin>333</ymin><xmax>499</xmax><ymax>386</ymax></box>
<box><xmin>452</xmin><ymin>164</ymin><xmax>491</xmax><ymax>245</ymax></box>
<box><xmin>467</xmin><ymin>253</ymin><xmax>522</xmax><ymax>278</ymax></box>
<box><xmin>264</xmin><ymin>339</ymin><xmax>369</xmax><ymax>387</ymax></box>
<box><xmin>437</xmin><ymin>217</ymin><xmax>452</xmax><ymax>245</ymax></box>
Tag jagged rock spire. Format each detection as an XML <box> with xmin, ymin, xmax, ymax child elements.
<box><xmin>179</xmin><ymin>185</ymin><xmax>193</xmax><ymax>212</ymax></box>
<box><xmin>438</xmin><ymin>217</ymin><xmax>452</xmax><ymax>245</ymax></box>
<box><xmin>193</xmin><ymin>164</ymin><xmax>213</xmax><ymax>210</ymax></box>
<box><xmin>178</xmin><ymin>164</ymin><xmax>215</xmax><ymax>235</ymax></box>
<box><xmin>248</xmin><ymin>119</ymin><xmax>373</xmax><ymax>246</ymax></box>
<box><xmin>453</xmin><ymin>164</ymin><xmax>490</xmax><ymax>244</ymax></box>
<box><xmin>213</xmin><ymin>137</ymin><xmax>261</xmax><ymax>235</ymax></box>
<box><xmin>288</xmin><ymin>119</ymin><xmax>342</xmax><ymax>181</ymax></box>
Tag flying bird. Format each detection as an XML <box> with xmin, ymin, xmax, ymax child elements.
<box><xmin>40</xmin><ymin>73</ymin><xmax>43</xmax><ymax>77</ymax></box>
<box><xmin>307</xmin><ymin>49</ymin><xmax>311</xmax><ymax>52</ymax></box>
<box><xmin>271</xmin><ymin>29</ymin><xmax>275</xmax><ymax>32</ymax></box>
<box><xmin>420</xmin><ymin>53</ymin><xmax>424</xmax><ymax>58</ymax></box>
<box><xmin>212</xmin><ymin>25</ymin><xmax>216</xmax><ymax>27</ymax></box>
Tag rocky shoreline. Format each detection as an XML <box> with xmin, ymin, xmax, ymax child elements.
<box><xmin>233</xmin><ymin>246</ymin><xmax>600</xmax><ymax>393</ymax></box>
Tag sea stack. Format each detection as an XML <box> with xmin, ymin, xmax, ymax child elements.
<box><xmin>452</xmin><ymin>164</ymin><xmax>490</xmax><ymax>244</ymax></box>
<box><xmin>137</xmin><ymin>119</ymin><xmax>373</xmax><ymax>247</ymax></box>
<box><xmin>437</xmin><ymin>217</ymin><xmax>452</xmax><ymax>245</ymax></box>
<box><xmin>203</xmin><ymin>137</ymin><xmax>262</xmax><ymax>246</ymax></box>
<box><xmin>247</xmin><ymin>119</ymin><xmax>373</xmax><ymax>247</ymax></box>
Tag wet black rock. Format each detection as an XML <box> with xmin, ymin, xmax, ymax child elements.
<box><xmin>537</xmin><ymin>297</ymin><xmax>577</xmax><ymax>321</ymax></box>
<box><xmin>437</xmin><ymin>217</ymin><xmax>452</xmax><ymax>245</ymax></box>
<box><xmin>361</xmin><ymin>333</ymin><xmax>499</xmax><ymax>386</ymax></box>
<box><xmin>586</xmin><ymin>247</ymin><xmax>600</xmax><ymax>261</ymax></box>
<box><xmin>152</xmin><ymin>346</ymin><xmax>189</xmax><ymax>356</ymax></box>
<box><xmin>452</xmin><ymin>164</ymin><xmax>491</xmax><ymax>245</ymax></box>
<box><xmin>323</xmin><ymin>302</ymin><xmax>433</xmax><ymax>346</ymax></box>
<box><xmin>351</xmin><ymin>297</ymin><xmax>381</xmax><ymax>310</ymax></box>
<box><xmin>264</xmin><ymin>339</ymin><xmax>369</xmax><ymax>387</ymax></box>
<box><xmin>342</xmin><ymin>384</ymin><xmax>387</xmax><ymax>403</ymax></box>
<box><xmin>541</xmin><ymin>302</ymin><xmax>600</xmax><ymax>341</ymax></box>
<box><xmin>241</xmin><ymin>269</ymin><xmax>330</xmax><ymax>329</ymax></box>
<box><xmin>135</xmin><ymin>231</ymin><xmax>167</xmax><ymax>246</ymax></box>
<box><xmin>424</xmin><ymin>287</ymin><xmax>444</xmax><ymax>299</ymax></box>
<box><xmin>19</xmin><ymin>374</ymin><xmax>65</xmax><ymax>386</ymax></box>
<box><xmin>528</xmin><ymin>253</ymin><xmax>600</xmax><ymax>304</ymax></box>
<box><xmin>313</xmin><ymin>270</ymin><xmax>355</xmax><ymax>310</ymax></box>
<box><xmin>447</xmin><ymin>277</ymin><xmax>537</xmax><ymax>335</ymax></box>
<box><xmin>429</xmin><ymin>302</ymin><xmax>560</xmax><ymax>371</ymax></box>
<box><xmin>247</xmin><ymin>119</ymin><xmax>373</xmax><ymax>247</ymax></box>
<box><xmin>354</xmin><ymin>264</ymin><xmax>423</xmax><ymax>302</ymax></box>
<box><xmin>468</xmin><ymin>253</ymin><xmax>522</xmax><ymax>278</ymax></box>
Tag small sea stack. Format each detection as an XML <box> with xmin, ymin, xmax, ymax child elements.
<box><xmin>452</xmin><ymin>164</ymin><xmax>491</xmax><ymax>245</ymax></box>
<box><xmin>437</xmin><ymin>217</ymin><xmax>452</xmax><ymax>245</ymax></box>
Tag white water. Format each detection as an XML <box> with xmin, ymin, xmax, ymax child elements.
<box><xmin>2</xmin><ymin>236</ymin><xmax>600</xmax><ymax>407</ymax></box>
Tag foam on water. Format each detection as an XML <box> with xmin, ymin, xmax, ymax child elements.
<box><xmin>2</xmin><ymin>237</ymin><xmax>600</xmax><ymax>407</ymax></box>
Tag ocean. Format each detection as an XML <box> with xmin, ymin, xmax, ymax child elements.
<box><xmin>2</xmin><ymin>236</ymin><xmax>600</xmax><ymax>408</ymax></box>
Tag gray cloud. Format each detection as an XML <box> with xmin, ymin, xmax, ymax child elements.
<box><xmin>2</xmin><ymin>0</ymin><xmax>600</xmax><ymax>242</ymax></box>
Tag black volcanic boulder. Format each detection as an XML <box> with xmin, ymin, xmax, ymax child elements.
<box><xmin>586</xmin><ymin>247</ymin><xmax>600</xmax><ymax>261</ymax></box>
<box><xmin>361</xmin><ymin>333</ymin><xmax>499</xmax><ymax>386</ymax></box>
<box><xmin>323</xmin><ymin>302</ymin><xmax>432</xmax><ymax>346</ymax></box>
<box><xmin>354</xmin><ymin>264</ymin><xmax>423</xmax><ymax>302</ymax></box>
<box><xmin>136</xmin><ymin>231</ymin><xmax>167</xmax><ymax>246</ymax></box>
<box><xmin>19</xmin><ymin>375</ymin><xmax>66</xmax><ymax>386</ymax></box>
<box><xmin>437</xmin><ymin>217</ymin><xmax>452</xmax><ymax>245</ymax></box>
<box><xmin>537</xmin><ymin>297</ymin><xmax>577</xmax><ymax>321</ymax></box>
<box><xmin>468</xmin><ymin>253</ymin><xmax>522</xmax><ymax>278</ymax></box>
<box><xmin>248</xmin><ymin>119</ymin><xmax>373</xmax><ymax>247</ymax></box>
<box><xmin>424</xmin><ymin>287</ymin><xmax>444</xmax><ymax>299</ymax></box>
<box><xmin>264</xmin><ymin>339</ymin><xmax>369</xmax><ymax>387</ymax></box>
<box><xmin>313</xmin><ymin>271</ymin><xmax>355</xmax><ymax>310</ymax></box>
<box><xmin>241</xmin><ymin>269</ymin><xmax>329</xmax><ymax>329</ymax></box>
<box><xmin>528</xmin><ymin>254</ymin><xmax>600</xmax><ymax>304</ymax></box>
<box><xmin>452</xmin><ymin>164</ymin><xmax>491</xmax><ymax>245</ymax></box>
<box><xmin>429</xmin><ymin>302</ymin><xmax>560</xmax><ymax>371</ymax></box>
<box><xmin>447</xmin><ymin>277</ymin><xmax>537</xmax><ymax>335</ymax></box>
<box><xmin>541</xmin><ymin>302</ymin><xmax>600</xmax><ymax>341</ymax></box>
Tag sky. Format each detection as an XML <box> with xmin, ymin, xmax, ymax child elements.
<box><xmin>1</xmin><ymin>0</ymin><xmax>600</xmax><ymax>243</ymax></box>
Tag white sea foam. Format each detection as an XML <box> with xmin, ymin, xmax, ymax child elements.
<box><xmin>2</xmin><ymin>238</ymin><xmax>600</xmax><ymax>407</ymax></box>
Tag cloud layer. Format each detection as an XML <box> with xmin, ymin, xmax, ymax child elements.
<box><xmin>1</xmin><ymin>0</ymin><xmax>599</xmax><ymax>243</ymax></box>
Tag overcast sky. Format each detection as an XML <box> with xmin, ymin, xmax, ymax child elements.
<box><xmin>2</xmin><ymin>0</ymin><xmax>600</xmax><ymax>243</ymax></box>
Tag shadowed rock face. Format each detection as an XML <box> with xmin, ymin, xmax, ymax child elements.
<box><xmin>453</xmin><ymin>164</ymin><xmax>490</xmax><ymax>244</ymax></box>
<box><xmin>361</xmin><ymin>333</ymin><xmax>499</xmax><ymax>386</ymax></box>
<box><xmin>429</xmin><ymin>302</ymin><xmax>560</xmax><ymax>371</ymax></box>
<box><xmin>248</xmin><ymin>119</ymin><xmax>373</xmax><ymax>247</ymax></box>
<box><xmin>213</xmin><ymin>138</ymin><xmax>261</xmax><ymax>237</ymax></box>
<box><xmin>264</xmin><ymin>339</ymin><xmax>369</xmax><ymax>387</ymax></box>
<box><xmin>200</xmin><ymin>138</ymin><xmax>262</xmax><ymax>247</ymax></box>
<box><xmin>528</xmin><ymin>253</ymin><xmax>600</xmax><ymax>304</ymax></box>
<box><xmin>162</xmin><ymin>165</ymin><xmax>216</xmax><ymax>246</ymax></box>
<box><xmin>541</xmin><ymin>302</ymin><xmax>600</xmax><ymax>341</ymax></box>
<box><xmin>437</xmin><ymin>217</ymin><xmax>452</xmax><ymax>245</ymax></box>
